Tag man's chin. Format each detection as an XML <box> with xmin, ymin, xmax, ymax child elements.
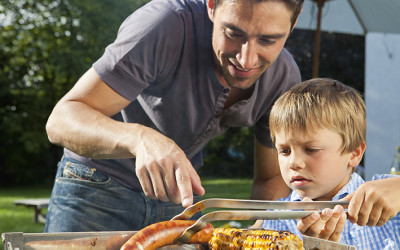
<box><xmin>226</xmin><ymin>78</ymin><xmax>257</xmax><ymax>90</ymax></box>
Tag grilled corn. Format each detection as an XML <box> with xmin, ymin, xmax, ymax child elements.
<box><xmin>208</xmin><ymin>228</ymin><xmax>304</xmax><ymax>250</ymax></box>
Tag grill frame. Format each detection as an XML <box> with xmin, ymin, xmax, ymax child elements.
<box><xmin>2</xmin><ymin>231</ymin><xmax>356</xmax><ymax>250</ymax></box>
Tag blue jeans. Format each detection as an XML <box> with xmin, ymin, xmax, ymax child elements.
<box><xmin>44</xmin><ymin>156</ymin><xmax>200</xmax><ymax>232</ymax></box>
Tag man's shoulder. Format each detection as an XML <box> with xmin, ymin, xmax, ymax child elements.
<box><xmin>147</xmin><ymin>0</ymin><xmax>206</xmax><ymax>13</ymax></box>
<box><xmin>275</xmin><ymin>48</ymin><xmax>298</xmax><ymax>68</ymax></box>
<box><xmin>258</xmin><ymin>47</ymin><xmax>301</xmax><ymax>88</ymax></box>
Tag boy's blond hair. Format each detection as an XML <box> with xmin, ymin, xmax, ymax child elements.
<box><xmin>269</xmin><ymin>78</ymin><xmax>366</xmax><ymax>154</ymax></box>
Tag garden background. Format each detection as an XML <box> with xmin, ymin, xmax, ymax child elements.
<box><xmin>0</xmin><ymin>0</ymin><xmax>365</xmax><ymax>188</ymax></box>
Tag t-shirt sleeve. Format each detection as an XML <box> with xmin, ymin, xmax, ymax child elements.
<box><xmin>93</xmin><ymin>2</ymin><xmax>184</xmax><ymax>101</ymax></box>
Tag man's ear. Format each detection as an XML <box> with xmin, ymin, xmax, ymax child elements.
<box><xmin>348</xmin><ymin>141</ymin><xmax>366</xmax><ymax>168</ymax></box>
<box><xmin>207</xmin><ymin>0</ymin><xmax>215</xmax><ymax>22</ymax></box>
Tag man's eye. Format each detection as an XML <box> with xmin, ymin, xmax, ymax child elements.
<box><xmin>226</xmin><ymin>29</ymin><xmax>243</xmax><ymax>38</ymax></box>
<box><xmin>260</xmin><ymin>38</ymin><xmax>275</xmax><ymax>45</ymax></box>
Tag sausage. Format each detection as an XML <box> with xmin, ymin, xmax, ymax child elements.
<box><xmin>120</xmin><ymin>220</ymin><xmax>214</xmax><ymax>250</ymax></box>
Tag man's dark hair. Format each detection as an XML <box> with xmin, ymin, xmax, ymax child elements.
<box><xmin>213</xmin><ymin>0</ymin><xmax>304</xmax><ymax>29</ymax></box>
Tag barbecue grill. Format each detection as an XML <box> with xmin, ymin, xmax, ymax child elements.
<box><xmin>2</xmin><ymin>231</ymin><xmax>356</xmax><ymax>249</ymax></box>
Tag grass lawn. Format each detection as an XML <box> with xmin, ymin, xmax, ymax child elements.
<box><xmin>0</xmin><ymin>178</ymin><xmax>253</xmax><ymax>248</ymax></box>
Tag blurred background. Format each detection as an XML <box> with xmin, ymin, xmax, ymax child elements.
<box><xmin>0</xmin><ymin>0</ymin><xmax>399</xmax><ymax>188</ymax></box>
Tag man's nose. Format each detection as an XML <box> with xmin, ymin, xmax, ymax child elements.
<box><xmin>236</xmin><ymin>41</ymin><xmax>258</xmax><ymax>69</ymax></box>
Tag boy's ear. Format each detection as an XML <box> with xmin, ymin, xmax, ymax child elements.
<box><xmin>348</xmin><ymin>142</ymin><xmax>366</xmax><ymax>168</ymax></box>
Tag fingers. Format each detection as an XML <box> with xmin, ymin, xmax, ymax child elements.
<box><xmin>137</xmin><ymin>161</ymin><xmax>171</xmax><ymax>202</ymax></box>
<box><xmin>346</xmin><ymin>185</ymin><xmax>388</xmax><ymax>227</ymax></box>
<box><xmin>187</xmin><ymin>163</ymin><xmax>205</xmax><ymax>196</ymax></box>
<box><xmin>376</xmin><ymin>207</ymin><xmax>393</xmax><ymax>227</ymax></box>
<box><xmin>297</xmin><ymin>197</ymin><xmax>322</xmax><ymax>236</ymax></box>
<box><xmin>297</xmin><ymin>205</ymin><xmax>346</xmax><ymax>242</ymax></box>
<box><xmin>164</xmin><ymin>160</ymin><xmax>182</xmax><ymax>204</ymax></box>
<box><xmin>136</xmin><ymin>155</ymin><xmax>199</xmax><ymax>207</ymax></box>
<box><xmin>343</xmin><ymin>178</ymin><xmax>400</xmax><ymax>227</ymax></box>
<box><xmin>133</xmin><ymin>130</ymin><xmax>202</xmax><ymax>206</ymax></box>
<box><xmin>174</xmin><ymin>159</ymin><xmax>194</xmax><ymax>207</ymax></box>
<box><xmin>345</xmin><ymin>190</ymin><xmax>363</xmax><ymax>224</ymax></box>
<box><xmin>319</xmin><ymin>206</ymin><xmax>346</xmax><ymax>242</ymax></box>
<box><xmin>297</xmin><ymin>211</ymin><xmax>321</xmax><ymax>236</ymax></box>
<box><xmin>136</xmin><ymin>166</ymin><xmax>156</xmax><ymax>199</ymax></box>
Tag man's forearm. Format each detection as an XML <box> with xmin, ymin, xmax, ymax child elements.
<box><xmin>251</xmin><ymin>174</ymin><xmax>290</xmax><ymax>200</ymax></box>
<box><xmin>46</xmin><ymin>100</ymin><xmax>140</xmax><ymax>159</ymax></box>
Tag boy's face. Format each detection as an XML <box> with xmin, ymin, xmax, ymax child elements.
<box><xmin>207</xmin><ymin>0</ymin><xmax>293</xmax><ymax>90</ymax></box>
<box><xmin>275</xmin><ymin>128</ymin><xmax>356</xmax><ymax>201</ymax></box>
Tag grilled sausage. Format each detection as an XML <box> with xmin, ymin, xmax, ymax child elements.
<box><xmin>120</xmin><ymin>220</ymin><xmax>214</xmax><ymax>250</ymax></box>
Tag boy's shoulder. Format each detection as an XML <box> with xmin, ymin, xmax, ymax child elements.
<box><xmin>333</xmin><ymin>173</ymin><xmax>364</xmax><ymax>200</ymax></box>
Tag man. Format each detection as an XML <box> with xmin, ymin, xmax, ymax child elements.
<box><xmin>44</xmin><ymin>0</ymin><xmax>304</xmax><ymax>232</ymax></box>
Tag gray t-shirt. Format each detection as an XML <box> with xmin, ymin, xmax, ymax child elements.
<box><xmin>64</xmin><ymin>0</ymin><xmax>301</xmax><ymax>191</ymax></box>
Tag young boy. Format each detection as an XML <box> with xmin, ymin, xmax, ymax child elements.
<box><xmin>257</xmin><ymin>78</ymin><xmax>400</xmax><ymax>249</ymax></box>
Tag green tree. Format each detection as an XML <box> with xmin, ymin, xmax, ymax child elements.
<box><xmin>200</xmin><ymin>127</ymin><xmax>255</xmax><ymax>177</ymax></box>
<box><xmin>0</xmin><ymin>0</ymin><xmax>149</xmax><ymax>186</ymax></box>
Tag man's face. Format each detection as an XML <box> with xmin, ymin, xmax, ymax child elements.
<box><xmin>207</xmin><ymin>0</ymin><xmax>293</xmax><ymax>89</ymax></box>
<box><xmin>274</xmin><ymin>128</ymin><xmax>356</xmax><ymax>201</ymax></box>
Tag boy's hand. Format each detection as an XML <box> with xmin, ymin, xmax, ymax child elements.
<box><xmin>297</xmin><ymin>197</ymin><xmax>346</xmax><ymax>242</ymax></box>
<box><xmin>341</xmin><ymin>177</ymin><xmax>400</xmax><ymax>227</ymax></box>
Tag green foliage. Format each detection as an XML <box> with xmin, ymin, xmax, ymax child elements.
<box><xmin>0</xmin><ymin>0</ymin><xmax>149</xmax><ymax>186</ymax></box>
<box><xmin>0</xmin><ymin>187</ymin><xmax>51</xmax><ymax>249</ymax></box>
<box><xmin>200</xmin><ymin>127</ymin><xmax>255</xmax><ymax>178</ymax></box>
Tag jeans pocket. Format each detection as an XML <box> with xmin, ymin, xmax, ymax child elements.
<box><xmin>60</xmin><ymin>160</ymin><xmax>109</xmax><ymax>184</ymax></box>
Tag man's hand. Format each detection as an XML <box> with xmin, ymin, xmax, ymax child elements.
<box><xmin>341</xmin><ymin>177</ymin><xmax>400</xmax><ymax>227</ymax></box>
<box><xmin>297</xmin><ymin>197</ymin><xmax>346</xmax><ymax>242</ymax></box>
<box><xmin>134</xmin><ymin>128</ymin><xmax>204</xmax><ymax>207</ymax></box>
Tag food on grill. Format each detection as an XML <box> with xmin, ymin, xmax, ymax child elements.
<box><xmin>120</xmin><ymin>220</ymin><xmax>214</xmax><ymax>250</ymax></box>
<box><xmin>208</xmin><ymin>228</ymin><xmax>304</xmax><ymax>250</ymax></box>
<box><xmin>24</xmin><ymin>223</ymin><xmax>302</xmax><ymax>249</ymax></box>
<box><xmin>24</xmin><ymin>234</ymin><xmax>134</xmax><ymax>250</ymax></box>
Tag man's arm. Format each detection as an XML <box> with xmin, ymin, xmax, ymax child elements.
<box><xmin>46</xmin><ymin>67</ymin><xmax>134</xmax><ymax>158</ymax></box>
<box><xmin>251</xmin><ymin>139</ymin><xmax>290</xmax><ymax>200</ymax></box>
<box><xmin>46</xmin><ymin>67</ymin><xmax>204</xmax><ymax>206</ymax></box>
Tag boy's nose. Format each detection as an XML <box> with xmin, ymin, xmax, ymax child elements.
<box><xmin>289</xmin><ymin>154</ymin><xmax>305</xmax><ymax>170</ymax></box>
<box><xmin>236</xmin><ymin>41</ymin><xmax>258</xmax><ymax>70</ymax></box>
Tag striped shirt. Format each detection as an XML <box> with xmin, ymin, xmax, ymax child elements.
<box><xmin>261</xmin><ymin>173</ymin><xmax>400</xmax><ymax>250</ymax></box>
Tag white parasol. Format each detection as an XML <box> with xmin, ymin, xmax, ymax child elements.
<box><xmin>295</xmin><ymin>0</ymin><xmax>400</xmax><ymax>77</ymax></box>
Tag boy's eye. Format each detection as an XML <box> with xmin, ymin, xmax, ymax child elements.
<box><xmin>306</xmin><ymin>148</ymin><xmax>320</xmax><ymax>153</ymax></box>
<box><xmin>278</xmin><ymin>148</ymin><xmax>291</xmax><ymax>155</ymax></box>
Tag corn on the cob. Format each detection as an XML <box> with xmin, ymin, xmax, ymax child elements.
<box><xmin>208</xmin><ymin>228</ymin><xmax>304</xmax><ymax>250</ymax></box>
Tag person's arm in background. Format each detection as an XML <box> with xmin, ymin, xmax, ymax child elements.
<box><xmin>251</xmin><ymin>139</ymin><xmax>290</xmax><ymax>200</ymax></box>
<box><xmin>46</xmin><ymin>68</ymin><xmax>204</xmax><ymax>206</ymax></box>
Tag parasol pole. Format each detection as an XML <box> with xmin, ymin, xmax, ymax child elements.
<box><xmin>312</xmin><ymin>0</ymin><xmax>326</xmax><ymax>78</ymax></box>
